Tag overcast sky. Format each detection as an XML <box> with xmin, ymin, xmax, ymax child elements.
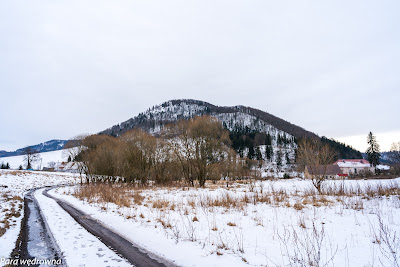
<box><xmin>1</xmin><ymin>0</ymin><xmax>399</xmax><ymax>152</ymax></box>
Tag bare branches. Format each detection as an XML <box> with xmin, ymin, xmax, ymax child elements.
<box><xmin>22</xmin><ymin>147</ymin><xmax>40</xmax><ymax>169</ymax></box>
<box><xmin>377</xmin><ymin>215</ymin><xmax>400</xmax><ymax>267</ymax></box>
<box><xmin>164</xmin><ymin>116</ymin><xmax>231</xmax><ymax>187</ymax></box>
<box><xmin>389</xmin><ymin>141</ymin><xmax>400</xmax><ymax>164</ymax></box>
<box><xmin>297</xmin><ymin>139</ymin><xmax>337</xmax><ymax>193</ymax></box>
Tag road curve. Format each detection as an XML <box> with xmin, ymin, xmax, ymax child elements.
<box><xmin>43</xmin><ymin>188</ymin><xmax>176</xmax><ymax>267</ymax></box>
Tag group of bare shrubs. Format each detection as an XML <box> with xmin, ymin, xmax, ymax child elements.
<box><xmin>79</xmin><ymin>116</ymin><xmax>252</xmax><ymax>186</ymax></box>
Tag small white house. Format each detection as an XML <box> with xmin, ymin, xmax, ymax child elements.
<box><xmin>54</xmin><ymin>161</ymin><xmax>79</xmax><ymax>172</ymax></box>
<box><xmin>334</xmin><ymin>159</ymin><xmax>374</xmax><ymax>175</ymax></box>
<box><xmin>376</xmin><ymin>164</ymin><xmax>391</xmax><ymax>172</ymax></box>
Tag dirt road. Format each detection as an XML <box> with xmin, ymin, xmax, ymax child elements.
<box><xmin>12</xmin><ymin>187</ymin><xmax>175</xmax><ymax>267</ymax></box>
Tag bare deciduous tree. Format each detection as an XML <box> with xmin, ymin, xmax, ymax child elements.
<box><xmin>296</xmin><ymin>138</ymin><xmax>337</xmax><ymax>193</ymax></box>
<box><xmin>22</xmin><ymin>147</ymin><xmax>40</xmax><ymax>170</ymax></box>
<box><xmin>63</xmin><ymin>134</ymin><xmax>89</xmax><ymax>183</ymax></box>
<box><xmin>219</xmin><ymin>149</ymin><xmax>245</xmax><ymax>186</ymax></box>
<box><xmin>120</xmin><ymin>129</ymin><xmax>157</xmax><ymax>184</ymax></box>
<box><xmin>63</xmin><ymin>134</ymin><xmax>88</xmax><ymax>162</ymax></box>
<box><xmin>80</xmin><ymin>134</ymin><xmax>118</xmax><ymax>182</ymax></box>
<box><xmin>165</xmin><ymin>116</ymin><xmax>231</xmax><ymax>187</ymax></box>
<box><xmin>389</xmin><ymin>141</ymin><xmax>400</xmax><ymax>164</ymax></box>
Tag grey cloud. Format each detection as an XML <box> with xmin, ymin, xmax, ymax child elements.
<box><xmin>1</xmin><ymin>0</ymin><xmax>399</xmax><ymax>150</ymax></box>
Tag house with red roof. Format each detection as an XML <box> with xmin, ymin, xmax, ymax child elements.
<box><xmin>54</xmin><ymin>161</ymin><xmax>79</xmax><ymax>172</ymax></box>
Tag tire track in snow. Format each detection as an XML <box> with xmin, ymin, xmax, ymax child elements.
<box><xmin>11</xmin><ymin>188</ymin><xmax>64</xmax><ymax>267</ymax></box>
<box><xmin>42</xmin><ymin>188</ymin><xmax>172</xmax><ymax>267</ymax></box>
<box><xmin>35</xmin><ymin>188</ymin><xmax>132</xmax><ymax>267</ymax></box>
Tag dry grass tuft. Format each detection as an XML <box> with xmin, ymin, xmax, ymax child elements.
<box><xmin>0</xmin><ymin>227</ymin><xmax>5</xmax><ymax>236</ymax></box>
<box><xmin>157</xmin><ymin>218</ymin><xmax>172</xmax><ymax>228</ymax></box>
<box><xmin>0</xmin><ymin>200</ymin><xmax>22</xmax><ymax>237</ymax></box>
<box><xmin>6</xmin><ymin>171</ymin><xmax>28</xmax><ymax>176</ymax></box>
<box><xmin>293</xmin><ymin>202</ymin><xmax>304</xmax><ymax>210</ymax></box>
<box><xmin>152</xmin><ymin>199</ymin><xmax>170</xmax><ymax>209</ymax></box>
<box><xmin>133</xmin><ymin>191</ymin><xmax>144</xmax><ymax>205</ymax></box>
<box><xmin>73</xmin><ymin>183</ymin><xmax>135</xmax><ymax>207</ymax></box>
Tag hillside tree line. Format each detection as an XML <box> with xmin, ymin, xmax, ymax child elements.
<box><xmin>75</xmin><ymin>116</ymin><xmax>253</xmax><ymax>186</ymax></box>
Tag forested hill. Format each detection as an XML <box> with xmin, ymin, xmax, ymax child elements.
<box><xmin>0</xmin><ymin>140</ymin><xmax>68</xmax><ymax>158</ymax></box>
<box><xmin>320</xmin><ymin>137</ymin><xmax>362</xmax><ymax>159</ymax></box>
<box><xmin>99</xmin><ymin>99</ymin><xmax>317</xmax><ymax>140</ymax></box>
<box><xmin>99</xmin><ymin>99</ymin><xmax>362</xmax><ymax>163</ymax></box>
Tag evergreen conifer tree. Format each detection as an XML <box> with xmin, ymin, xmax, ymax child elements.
<box><xmin>255</xmin><ymin>146</ymin><xmax>263</xmax><ymax>161</ymax></box>
<box><xmin>285</xmin><ymin>152</ymin><xmax>290</xmax><ymax>164</ymax></box>
<box><xmin>276</xmin><ymin>149</ymin><xmax>282</xmax><ymax>171</ymax></box>
<box><xmin>247</xmin><ymin>144</ymin><xmax>255</xmax><ymax>159</ymax></box>
<box><xmin>265</xmin><ymin>145</ymin><xmax>271</xmax><ymax>160</ymax></box>
<box><xmin>265</xmin><ymin>134</ymin><xmax>272</xmax><ymax>146</ymax></box>
<box><xmin>366</xmin><ymin>132</ymin><xmax>381</xmax><ymax>168</ymax></box>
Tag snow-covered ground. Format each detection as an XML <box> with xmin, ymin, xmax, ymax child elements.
<box><xmin>34</xmin><ymin>188</ymin><xmax>131</xmax><ymax>267</ymax></box>
<box><xmin>51</xmin><ymin>178</ymin><xmax>400</xmax><ymax>267</ymax></box>
<box><xmin>0</xmin><ymin>149</ymin><xmax>68</xmax><ymax>170</ymax></box>
<box><xmin>0</xmin><ymin>170</ymin><xmax>79</xmax><ymax>258</ymax></box>
<box><xmin>1</xmin><ymin>170</ymin><xmax>399</xmax><ymax>266</ymax></box>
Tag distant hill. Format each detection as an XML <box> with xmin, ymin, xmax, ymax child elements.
<box><xmin>99</xmin><ymin>99</ymin><xmax>362</xmax><ymax>171</ymax></box>
<box><xmin>100</xmin><ymin>99</ymin><xmax>318</xmax><ymax>139</ymax></box>
<box><xmin>321</xmin><ymin>136</ymin><xmax>362</xmax><ymax>159</ymax></box>
<box><xmin>0</xmin><ymin>140</ymin><xmax>68</xmax><ymax>158</ymax></box>
<box><xmin>362</xmin><ymin>152</ymin><xmax>393</xmax><ymax>165</ymax></box>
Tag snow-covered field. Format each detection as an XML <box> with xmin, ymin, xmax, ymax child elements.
<box><xmin>0</xmin><ymin>170</ymin><xmax>79</xmax><ymax>258</ymax></box>
<box><xmin>51</xmin><ymin>178</ymin><xmax>400</xmax><ymax>267</ymax></box>
<box><xmin>1</xmin><ymin>169</ymin><xmax>399</xmax><ymax>266</ymax></box>
<box><xmin>0</xmin><ymin>149</ymin><xmax>68</xmax><ymax>170</ymax></box>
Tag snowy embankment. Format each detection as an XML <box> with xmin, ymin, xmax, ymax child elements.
<box><xmin>51</xmin><ymin>178</ymin><xmax>400</xmax><ymax>267</ymax></box>
<box><xmin>0</xmin><ymin>170</ymin><xmax>79</xmax><ymax>258</ymax></box>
